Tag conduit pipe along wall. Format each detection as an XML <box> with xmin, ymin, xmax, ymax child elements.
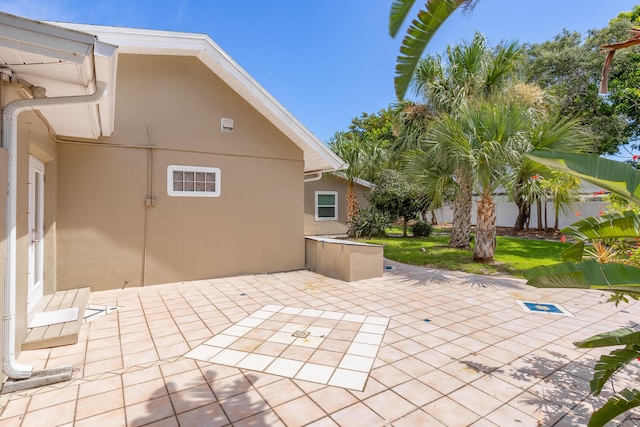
<box><xmin>2</xmin><ymin>82</ymin><xmax>107</xmax><ymax>379</ymax></box>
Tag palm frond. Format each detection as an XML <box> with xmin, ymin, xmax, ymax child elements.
<box><xmin>484</xmin><ymin>39</ymin><xmax>522</xmax><ymax>94</ymax></box>
<box><xmin>528</xmin><ymin>116</ymin><xmax>592</xmax><ymax>152</ymax></box>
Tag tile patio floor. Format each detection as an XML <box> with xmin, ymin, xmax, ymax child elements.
<box><xmin>2</xmin><ymin>261</ymin><xmax>640</xmax><ymax>426</ymax></box>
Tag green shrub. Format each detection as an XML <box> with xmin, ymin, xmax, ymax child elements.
<box><xmin>350</xmin><ymin>209</ymin><xmax>390</xmax><ymax>238</ymax></box>
<box><xmin>411</xmin><ymin>220</ymin><xmax>433</xmax><ymax>237</ymax></box>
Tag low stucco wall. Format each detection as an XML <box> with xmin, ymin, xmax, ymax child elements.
<box><xmin>305</xmin><ymin>237</ymin><xmax>383</xmax><ymax>282</ymax></box>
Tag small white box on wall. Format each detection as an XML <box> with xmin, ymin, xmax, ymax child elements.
<box><xmin>221</xmin><ymin>117</ymin><xmax>234</xmax><ymax>133</ymax></box>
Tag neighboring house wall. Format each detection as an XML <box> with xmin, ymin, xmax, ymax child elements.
<box><xmin>304</xmin><ymin>173</ymin><xmax>369</xmax><ymax>236</ymax></box>
<box><xmin>56</xmin><ymin>55</ymin><xmax>305</xmax><ymax>291</ymax></box>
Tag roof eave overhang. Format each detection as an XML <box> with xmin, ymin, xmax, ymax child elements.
<box><xmin>0</xmin><ymin>13</ymin><xmax>118</xmax><ymax>139</ymax></box>
<box><xmin>0</xmin><ymin>13</ymin><xmax>94</xmax><ymax>63</ymax></box>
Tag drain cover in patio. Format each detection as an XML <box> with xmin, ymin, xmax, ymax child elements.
<box><xmin>516</xmin><ymin>300</ymin><xmax>572</xmax><ymax>316</ymax></box>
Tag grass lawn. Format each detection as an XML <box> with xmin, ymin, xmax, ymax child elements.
<box><xmin>362</xmin><ymin>226</ymin><xmax>569</xmax><ymax>278</ymax></box>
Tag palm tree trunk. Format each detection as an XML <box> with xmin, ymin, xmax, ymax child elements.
<box><xmin>346</xmin><ymin>182</ymin><xmax>359</xmax><ymax>228</ymax></box>
<box><xmin>536</xmin><ymin>200</ymin><xmax>543</xmax><ymax>231</ymax></box>
<box><xmin>474</xmin><ymin>188</ymin><xmax>496</xmax><ymax>262</ymax></box>
<box><xmin>430</xmin><ymin>208</ymin><xmax>438</xmax><ymax>225</ymax></box>
<box><xmin>450</xmin><ymin>172</ymin><xmax>472</xmax><ymax>249</ymax></box>
<box><xmin>513</xmin><ymin>180</ymin><xmax>529</xmax><ymax>231</ymax></box>
<box><xmin>514</xmin><ymin>198</ymin><xmax>529</xmax><ymax>231</ymax></box>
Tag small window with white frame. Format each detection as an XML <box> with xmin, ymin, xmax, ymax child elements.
<box><xmin>167</xmin><ymin>165</ymin><xmax>221</xmax><ymax>197</ymax></box>
<box><xmin>315</xmin><ymin>191</ymin><xmax>338</xmax><ymax>221</ymax></box>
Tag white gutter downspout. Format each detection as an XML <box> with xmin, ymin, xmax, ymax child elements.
<box><xmin>2</xmin><ymin>82</ymin><xmax>107</xmax><ymax>379</ymax></box>
<box><xmin>304</xmin><ymin>172</ymin><xmax>323</xmax><ymax>183</ymax></box>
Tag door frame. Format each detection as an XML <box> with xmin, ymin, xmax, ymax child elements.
<box><xmin>27</xmin><ymin>156</ymin><xmax>45</xmax><ymax>313</ymax></box>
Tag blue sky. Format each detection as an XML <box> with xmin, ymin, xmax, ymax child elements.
<box><xmin>1</xmin><ymin>1</ymin><xmax>639</xmax><ymax>143</ymax></box>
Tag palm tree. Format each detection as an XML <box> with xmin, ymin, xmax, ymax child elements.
<box><xmin>508</xmin><ymin>157</ymin><xmax>547</xmax><ymax>230</ymax></box>
<box><xmin>425</xmin><ymin>113</ymin><xmax>475</xmax><ymax>248</ymax></box>
<box><xmin>539</xmin><ymin>171</ymin><xmax>581</xmax><ymax>230</ymax></box>
<box><xmin>403</xmin><ymin>33</ymin><xmax>521</xmax><ymax>249</ymax></box>
<box><xmin>428</xmin><ymin>98</ymin><xmax>527</xmax><ymax>260</ymax></box>
<box><xmin>509</xmin><ymin>112</ymin><xmax>592</xmax><ymax>231</ymax></box>
<box><xmin>329</xmin><ymin>134</ymin><xmax>389</xmax><ymax>227</ymax></box>
<box><xmin>389</xmin><ymin>0</ymin><xmax>479</xmax><ymax>99</ymax></box>
<box><xmin>403</xmin><ymin>152</ymin><xmax>455</xmax><ymax>224</ymax></box>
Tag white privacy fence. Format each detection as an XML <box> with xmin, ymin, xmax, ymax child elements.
<box><xmin>434</xmin><ymin>197</ymin><xmax>609</xmax><ymax>230</ymax></box>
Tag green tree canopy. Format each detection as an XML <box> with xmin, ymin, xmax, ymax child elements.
<box><xmin>524</xmin><ymin>8</ymin><xmax>640</xmax><ymax>155</ymax></box>
<box><xmin>368</xmin><ymin>169</ymin><xmax>424</xmax><ymax>237</ymax></box>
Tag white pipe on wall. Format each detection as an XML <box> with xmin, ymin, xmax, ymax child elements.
<box><xmin>1</xmin><ymin>82</ymin><xmax>107</xmax><ymax>379</ymax></box>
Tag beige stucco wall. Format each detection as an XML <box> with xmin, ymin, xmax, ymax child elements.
<box><xmin>56</xmin><ymin>54</ymin><xmax>305</xmax><ymax>291</ymax></box>
<box><xmin>304</xmin><ymin>173</ymin><xmax>369</xmax><ymax>236</ymax></box>
<box><xmin>305</xmin><ymin>237</ymin><xmax>383</xmax><ymax>282</ymax></box>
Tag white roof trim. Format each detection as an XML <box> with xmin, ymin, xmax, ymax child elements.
<box><xmin>331</xmin><ymin>171</ymin><xmax>372</xmax><ymax>188</ymax></box>
<box><xmin>0</xmin><ymin>13</ymin><xmax>118</xmax><ymax>139</ymax></box>
<box><xmin>0</xmin><ymin>13</ymin><xmax>94</xmax><ymax>63</ymax></box>
<box><xmin>53</xmin><ymin>23</ymin><xmax>347</xmax><ymax>174</ymax></box>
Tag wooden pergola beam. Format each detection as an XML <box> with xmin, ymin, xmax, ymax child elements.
<box><xmin>599</xmin><ymin>28</ymin><xmax>640</xmax><ymax>94</ymax></box>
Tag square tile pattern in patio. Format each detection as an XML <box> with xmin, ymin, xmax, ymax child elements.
<box><xmin>4</xmin><ymin>264</ymin><xmax>640</xmax><ymax>426</ymax></box>
<box><xmin>185</xmin><ymin>305</ymin><xmax>389</xmax><ymax>391</ymax></box>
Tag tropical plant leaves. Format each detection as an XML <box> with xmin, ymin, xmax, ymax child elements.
<box><xmin>393</xmin><ymin>0</ymin><xmax>467</xmax><ymax>99</ymax></box>
<box><xmin>588</xmin><ymin>388</ymin><xmax>640</xmax><ymax>427</ymax></box>
<box><xmin>524</xmin><ymin>259</ymin><xmax>640</xmax><ymax>292</ymax></box>
<box><xmin>575</xmin><ymin>328</ymin><xmax>640</xmax><ymax>348</ymax></box>
<box><xmin>562</xmin><ymin>210</ymin><xmax>640</xmax><ymax>241</ymax></box>
<box><xmin>589</xmin><ymin>345</ymin><xmax>640</xmax><ymax>396</ymax></box>
<box><xmin>527</xmin><ymin>150</ymin><xmax>640</xmax><ymax>204</ymax></box>
<box><xmin>560</xmin><ymin>240</ymin><xmax>584</xmax><ymax>263</ymax></box>
<box><xmin>389</xmin><ymin>0</ymin><xmax>417</xmax><ymax>37</ymax></box>
<box><xmin>558</xmin><ymin>210</ymin><xmax>640</xmax><ymax>262</ymax></box>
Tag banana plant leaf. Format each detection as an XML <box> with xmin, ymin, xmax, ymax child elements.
<box><xmin>391</xmin><ymin>0</ymin><xmax>466</xmax><ymax>99</ymax></box>
<box><xmin>524</xmin><ymin>259</ymin><xmax>640</xmax><ymax>292</ymax></box>
<box><xmin>389</xmin><ymin>0</ymin><xmax>417</xmax><ymax>37</ymax></box>
<box><xmin>575</xmin><ymin>328</ymin><xmax>640</xmax><ymax>348</ymax></box>
<box><xmin>562</xmin><ymin>210</ymin><xmax>640</xmax><ymax>241</ymax></box>
<box><xmin>589</xmin><ymin>345</ymin><xmax>640</xmax><ymax>396</ymax></box>
<box><xmin>560</xmin><ymin>241</ymin><xmax>585</xmax><ymax>263</ymax></box>
<box><xmin>559</xmin><ymin>210</ymin><xmax>640</xmax><ymax>262</ymax></box>
<box><xmin>588</xmin><ymin>388</ymin><xmax>640</xmax><ymax>427</ymax></box>
<box><xmin>527</xmin><ymin>150</ymin><xmax>640</xmax><ymax>204</ymax></box>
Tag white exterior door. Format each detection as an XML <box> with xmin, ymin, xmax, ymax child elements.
<box><xmin>28</xmin><ymin>156</ymin><xmax>45</xmax><ymax>313</ymax></box>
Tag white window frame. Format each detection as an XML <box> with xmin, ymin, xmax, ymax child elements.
<box><xmin>167</xmin><ymin>165</ymin><xmax>221</xmax><ymax>197</ymax></box>
<box><xmin>315</xmin><ymin>191</ymin><xmax>338</xmax><ymax>221</ymax></box>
